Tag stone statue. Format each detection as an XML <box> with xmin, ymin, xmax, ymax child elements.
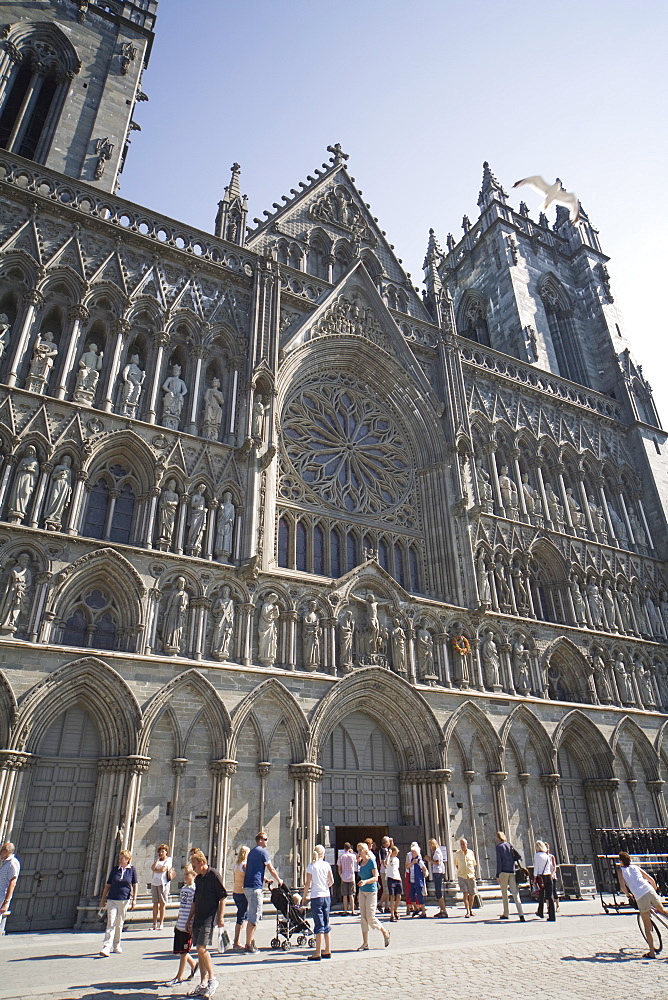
<box><xmin>157</xmin><ymin>479</ymin><xmax>179</xmax><ymax>549</ymax></box>
<box><xmin>511</xmin><ymin>637</ymin><xmax>530</xmax><ymax>692</ymax></box>
<box><xmin>545</xmin><ymin>483</ymin><xmax>564</xmax><ymax>525</ymax></box>
<box><xmin>350</xmin><ymin>590</ymin><xmax>391</xmax><ymax>656</ymax></box>
<box><xmin>629</xmin><ymin>511</ymin><xmax>647</xmax><ymax>549</ymax></box>
<box><xmin>660</xmin><ymin>590</ymin><xmax>668</xmax><ymax>635</ymax></box>
<box><xmin>43</xmin><ymin>455</ymin><xmax>73</xmax><ymax>530</ymax></box>
<box><xmin>162</xmin><ymin>576</ymin><xmax>189</xmax><ymax>654</ymax></box>
<box><xmin>202</xmin><ymin>377</ymin><xmax>225</xmax><ymax>440</ymax></box>
<box><xmin>617</xmin><ymin>586</ymin><xmax>633</xmax><ymax>633</ymax></box>
<box><xmin>592</xmin><ymin>648</ymin><xmax>612</xmax><ymax>703</ymax></box>
<box><xmin>570</xmin><ymin>577</ymin><xmax>587</xmax><ymax>626</ymax></box>
<box><xmin>480</xmin><ymin>628</ymin><xmax>501</xmax><ymax>688</ymax></box>
<box><xmin>8</xmin><ymin>446</ymin><xmax>39</xmax><ymax>522</ymax></box>
<box><xmin>656</xmin><ymin>661</ymin><xmax>668</xmax><ymax>710</ymax></box>
<box><xmin>338</xmin><ymin>610</ymin><xmax>355</xmax><ymax>672</ymax></box>
<box><xmin>0</xmin><ymin>312</ymin><xmax>11</xmax><ymax>359</ymax></box>
<box><xmin>161</xmin><ymin>364</ymin><xmax>188</xmax><ymax>429</ymax></box>
<box><xmin>211</xmin><ymin>585</ymin><xmax>235</xmax><ymax>661</ymax></box>
<box><xmin>565</xmin><ymin>487</ymin><xmax>585</xmax><ymax>528</ymax></box>
<box><xmin>587</xmin><ymin>494</ymin><xmax>607</xmax><ymax>534</ymax></box>
<box><xmin>302</xmin><ymin>599</ymin><xmax>321</xmax><ymax>670</ymax></box>
<box><xmin>586</xmin><ymin>581</ymin><xmax>604</xmax><ymax>628</ymax></box>
<box><xmin>119</xmin><ymin>354</ymin><xmax>145</xmax><ymax>417</ymax></box>
<box><xmin>493</xmin><ymin>556</ymin><xmax>512</xmax><ymax>608</ymax></box>
<box><xmin>631</xmin><ymin>584</ymin><xmax>648</xmax><ymax>635</ymax></box>
<box><xmin>214</xmin><ymin>491</ymin><xmax>235</xmax><ymax>560</ymax></box>
<box><xmin>498</xmin><ymin>465</ymin><xmax>518</xmax><ymax>513</ymax></box>
<box><xmin>511</xmin><ymin>559</ymin><xmax>529</xmax><ymax>611</ymax></box>
<box><xmin>476</xmin><ymin>461</ymin><xmax>493</xmax><ymax>503</ymax></box>
<box><xmin>258</xmin><ymin>592</ymin><xmax>280</xmax><ymax>666</ymax></box>
<box><xmin>390</xmin><ymin>618</ymin><xmax>407</xmax><ymax>675</ymax></box>
<box><xmin>614</xmin><ymin>654</ymin><xmax>633</xmax><ymax>704</ymax></box>
<box><xmin>416</xmin><ymin>624</ymin><xmax>435</xmax><ymax>682</ymax></box>
<box><xmin>521</xmin><ymin>472</ymin><xmax>541</xmax><ymax>515</ymax></box>
<box><xmin>645</xmin><ymin>591</ymin><xmax>664</xmax><ymax>639</ymax></box>
<box><xmin>26</xmin><ymin>330</ymin><xmax>58</xmax><ymax>393</ymax></box>
<box><xmin>0</xmin><ymin>553</ymin><xmax>32</xmax><ymax>635</ymax></box>
<box><xmin>608</xmin><ymin>504</ymin><xmax>628</xmax><ymax>544</ymax></box>
<box><xmin>186</xmin><ymin>485</ymin><xmax>207</xmax><ymax>556</ymax></box>
<box><xmin>251</xmin><ymin>394</ymin><xmax>268</xmax><ymax>441</ymax></box>
<box><xmin>640</xmin><ymin>665</ymin><xmax>656</xmax><ymax>708</ymax></box>
<box><xmin>476</xmin><ymin>549</ymin><xmax>491</xmax><ymax>605</ymax></box>
<box><xmin>73</xmin><ymin>343</ymin><xmax>103</xmax><ymax>403</ymax></box>
<box><xmin>601</xmin><ymin>580</ymin><xmax>616</xmax><ymax>631</ymax></box>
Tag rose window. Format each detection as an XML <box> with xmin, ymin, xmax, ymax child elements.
<box><xmin>282</xmin><ymin>378</ymin><xmax>412</xmax><ymax>515</ymax></box>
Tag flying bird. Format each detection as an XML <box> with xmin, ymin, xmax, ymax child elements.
<box><xmin>512</xmin><ymin>175</ymin><xmax>580</xmax><ymax>223</ymax></box>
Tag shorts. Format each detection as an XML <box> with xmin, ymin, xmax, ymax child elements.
<box><xmin>152</xmin><ymin>883</ymin><xmax>169</xmax><ymax>903</ymax></box>
<box><xmin>458</xmin><ymin>877</ymin><xmax>476</xmax><ymax>895</ymax></box>
<box><xmin>173</xmin><ymin>927</ymin><xmax>192</xmax><ymax>954</ymax></box>
<box><xmin>341</xmin><ymin>880</ymin><xmax>354</xmax><ymax>896</ymax></box>
<box><xmin>245</xmin><ymin>886</ymin><xmax>264</xmax><ymax>924</ymax></box>
<box><xmin>433</xmin><ymin>872</ymin><xmax>443</xmax><ymax>900</ymax></box>
<box><xmin>311</xmin><ymin>895</ymin><xmax>331</xmax><ymax>935</ymax></box>
<box><xmin>233</xmin><ymin>891</ymin><xmax>248</xmax><ymax>924</ymax></box>
<box><xmin>412</xmin><ymin>884</ymin><xmax>425</xmax><ymax>906</ymax></box>
<box><xmin>387</xmin><ymin>878</ymin><xmax>402</xmax><ymax>897</ymax></box>
<box><xmin>191</xmin><ymin>914</ymin><xmax>216</xmax><ymax>948</ymax></box>
<box><xmin>637</xmin><ymin>889</ymin><xmax>661</xmax><ymax>914</ymax></box>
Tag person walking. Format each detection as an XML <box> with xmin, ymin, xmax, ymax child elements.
<box><xmin>337</xmin><ymin>842</ymin><xmax>357</xmax><ymax>916</ymax></box>
<box><xmin>407</xmin><ymin>843</ymin><xmax>428</xmax><ymax>918</ymax></box>
<box><xmin>232</xmin><ymin>845</ymin><xmax>249</xmax><ymax>949</ymax></box>
<box><xmin>453</xmin><ymin>838</ymin><xmax>477</xmax><ymax>918</ymax></box>
<box><xmin>243</xmin><ymin>831</ymin><xmax>282</xmax><ymax>953</ymax></box>
<box><xmin>164</xmin><ymin>863</ymin><xmax>198</xmax><ymax>986</ymax></box>
<box><xmin>151</xmin><ymin>843</ymin><xmax>173</xmax><ymax>930</ymax></box>
<box><xmin>617</xmin><ymin>850</ymin><xmax>668</xmax><ymax>959</ymax></box>
<box><xmin>378</xmin><ymin>836</ymin><xmax>391</xmax><ymax>913</ymax></box>
<box><xmin>427</xmin><ymin>839</ymin><xmax>448</xmax><ymax>917</ymax></box>
<box><xmin>0</xmin><ymin>842</ymin><xmax>20</xmax><ymax>929</ymax></box>
<box><xmin>98</xmin><ymin>849</ymin><xmax>137</xmax><ymax>956</ymax></box>
<box><xmin>403</xmin><ymin>846</ymin><xmax>416</xmax><ymax>917</ymax></box>
<box><xmin>495</xmin><ymin>831</ymin><xmax>525</xmax><ymax>922</ymax></box>
<box><xmin>544</xmin><ymin>842</ymin><xmax>560</xmax><ymax>912</ymax></box>
<box><xmin>533</xmin><ymin>841</ymin><xmax>555</xmax><ymax>922</ymax></box>
<box><xmin>301</xmin><ymin>844</ymin><xmax>334</xmax><ymax>960</ymax></box>
<box><xmin>356</xmin><ymin>842</ymin><xmax>390</xmax><ymax>950</ymax></box>
<box><xmin>384</xmin><ymin>846</ymin><xmax>402</xmax><ymax>921</ymax></box>
<box><xmin>185</xmin><ymin>849</ymin><xmax>227</xmax><ymax>998</ymax></box>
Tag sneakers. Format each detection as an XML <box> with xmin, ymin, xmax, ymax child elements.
<box><xmin>99</xmin><ymin>947</ymin><xmax>110</xmax><ymax>957</ymax></box>
<box><xmin>499</xmin><ymin>915</ymin><xmax>509</xmax><ymax>920</ymax></box>
<box><xmin>187</xmin><ymin>986</ymin><xmax>207</xmax><ymax>997</ymax></box>
<box><xmin>112</xmin><ymin>944</ymin><xmax>122</xmax><ymax>953</ymax></box>
<box><xmin>203</xmin><ymin>979</ymin><xmax>220</xmax><ymax>998</ymax></box>
<box><xmin>244</xmin><ymin>942</ymin><xmax>257</xmax><ymax>953</ymax></box>
<box><xmin>164</xmin><ymin>978</ymin><xmax>184</xmax><ymax>987</ymax></box>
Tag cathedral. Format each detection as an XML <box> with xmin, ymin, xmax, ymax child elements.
<box><xmin>0</xmin><ymin>0</ymin><xmax>667</xmax><ymax>932</ymax></box>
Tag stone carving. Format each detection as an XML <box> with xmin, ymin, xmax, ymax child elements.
<box><xmin>390</xmin><ymin>618</ymin><xmax>407</xmax><ymax>676</ymax></box>
<box><xmin>617</xmin><ymin>586</ymin><xmax>633</xmax><ymax>633</ymax></box>
<box><xmin>629</xmin><ymin>512</ymin><xmax>647</xmax><ymax>550</ymax></box>
<box><xmin>25</xmin><ymin>330</ymin><xmax>57</xmax><ymax>393</ymax></box>
<box><xmin>311</xmin><ymin>294</ymin><xmax>384</xmax><ymax>347</ymax></box>
<box><xmin>511</xmin><ymin>559</ymin><xmax>529</xmax><ymax>611</ymax></box>
<box><xmin>655</xmin><ymin>661</ymin><xmax>668</xmax><ymax>710</ymax></box>
<box><xmin>0</xmin><ymin>553</ymin><xmax>32</xmax><ymax>636</ymax></box>
<box><xmin>608</xmin><ymin>504</ymin><xmax>628</xmax><ymax>544</ymax></box>
<box><xmin>587</xmin><ymin>495</ymin><xmax>607</xmax><ymax>535</ymax></box>
<box><xmin>157</xmin><ymin>479</ymin><xmax>179</xmax><ymax>550</ymax></box>
<box><xmin>645</xmin><ymin>591</ymin><xmax>664</xmax><ymax>639</ymax></box>
<box><xmin>631</xmin><ymin>584</ymin><xmax>648</xmax><ymax>636</ymax></box>
<box><xmin>350</xmin><ymin>590</ymin><xmax>391</xmax><ymax>656</ymax></box>
<box><xmin>614</xmin><ymin>654</ymin><xmax>633</xmax><ymax>704</ymax></box>
<box><xmin>592</xmin><ymin>647</ymin><xmax>612</xmax><ymax>703</ymax></box>
<box><xmin>118</xmin><ymin>354</ymin><xmax>145</xmax><ymax>418</ymax></box>
<box><xmin>214</xmin><ymin>491</ymin><xmax>235</xmax><ymax>560</ymax></box>
<box><xmin>186</xmin><ymin>485</ymin><xmax>207</xmax><ymax>557</ymax></box>
<box><xmin>73</xmin><ymin>343</ymin><xmax>103</xmax><ymax>404</ymax></box>
<box><xmin>258</xmin><ymin>592</ymin><xmax>280</xmax><ymax>666</ymax></box>
<box><xmin>660</xmin><ymin>591</ymin><xmax>668</xmax><ymax>635</ymax></box>
<box><xmin>337</xmin><ymin>610</ymin><xmax>355</xmax><ymax>673</ymax></box>
<box><xmin>161</xmin><ymin>364</ymin><xmax>188</xmax><ymax>429</ymax></box>
<box><xmin>521</xmin><ymin>473</ymin><xmax>541</xmax><ymax>516</ymax></box>
<box><xmin>545</xmin><ymin>483</ymin><xmax>564</xmax><ymax>527</ymax></box>
<box><xmin>476</xmin><ymin>461</ymin><xmax>493</xmax><ymax>509</ymax></box>
<box><xmin>211</xmin><ymin>585</ymin><xmax>235</xmax><ymax>661</ymax></box>
<box><xmin>8</xmin><ymin>446</ymin><xmax>39</xmax><ymax>523</ymax></box>
<box><xmin>511</xmin><ymin>637</ymin><xmax>530</xmax><ymax>693</ymax></box>
<box><xmin>302</xmin><ymin>600</ymin><xmax>321</xmax><ymax>670</ymax></box>
<box><xmin>480</xmin><ymin>628</ymin><xmax>501</xmax><ymax>689</ymax></box>
<box><xmin>565</xmin><ymin>487</ymin><xmax>585</xmax><ymax>529</ymax></box>
<box><xmin>0</xmin><ymin>313</ymin><xmax>10</xmax><ymax>359</ymax></box>
<box><xmin>202</xmin><ymin>377</ymin><xmax>225</xmax><ymax>440</ymax></box>
<box><xmin>602</xmin><ymin>580</ymin><xmax>617</xmax><ymax>631</ymax></box>
<box><xmin>476</xmin><ymin>549</ymin><xmax>491</xmax><ymax>605</ymax></box>
<box><xmin>251</xmin><ymin>394</ymin><xmax>268</xmax><ymax>441</ymax></box>
<box><xmin>309</xmin><ymin>185</ymin><xmax>375</xmax><ymax>243</ymax></box>
<box><xmin>586</xmin><ymin>580</ymin><xmax>604</xmax><ymax>628</ymax></box>
<box><xmin>416</xmin><ymin>624</ymin><xmax>436</xmax><ymax>683</ymax></box>
<box><xmin>639</xmin><ymin>664</ymin><xmax>656</xmax><ymax>709</ymax></box>
<box><xmin>493</xmin><ymin>556</ymin><xmax>512</xmax><ymax>609</ymax></box>
<box><xmin>498</xmin><ymin>465</ymin><xmax>518</xmax><ymax>515</ymax></box>
<box><xmin>43</xmin><ymin>455</ymin><xmax>73</xmax><ymax>530</ymax></box>
<box><xmin>162</xmin><ymin>576</ymin><xmax>189</xmax><ymax>655</ymax></box>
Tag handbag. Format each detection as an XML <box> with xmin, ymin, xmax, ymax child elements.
<box><xmin>531</xmin><ymin>875</ymin><xmax>544</xmax><ymax>899</ymax></box>
<box><xmin>514</xmin><ymin>865</ymin><xmax>529</xmax><ymax>885</ymax></box>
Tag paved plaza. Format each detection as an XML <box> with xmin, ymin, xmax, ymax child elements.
<box><xmin>0</xmin><ymin>899</ymin><xmax>666</xmax><ymax>1000</ymax></box>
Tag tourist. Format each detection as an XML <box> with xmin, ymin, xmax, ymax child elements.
<box><xmin>164</xmin><ymin>863</ymin><xmax>198</xmax><ymax>986</ymax></box>
<box><xmin>617</xmin><ymin>850</ymin><xmax>668</xmax><ymax>958</ymax></box>
<box><xmin>407</xmin><ymin>842</ymin><xmax>428</xmax><ymax>918</ymax></box>
<box><xmin>232</xmin><ymin>845</ymin><xmax>249</xmax><ymax>949</ymax></box>
<box><xmin>533</xmin><ymin>841</ymin><xmax>555</xmax><ymax>922</ymax></box>
<box><xmin>151</xmin><ymin>843</ymin><xmax>172</xmax><ymax>930</ymax></box>
<box><xmin>244</xmin><ymin>831</ymin><xmax>282</xmax><ymax>953</ymax></box>
<box><xmin>0</xmin><ymin>842</ymin><xmax>20</xmax><ymax>927</ymax></box>
<box><xmin>495</xmin><ymin>831</ymin><xmax>524</xmax><ymax>922</ymax></box>
<box><xmin>453</xmin><ymin>838</ymin><xmax>477</xmax><ymax>918</ymax></box>
<box><xmin>301</xmin><ymin>844</ymin><xmax>334</xmax><ymax>960</ymax></box>
<box><xmin>356</xmin><ymin>842</ymin><xmax>390</xmax><ymax>950</ymax></box>
<box><xmin>384</xmin><ymin>846</ymin><xmax>402</xmax><ymax>921</ymax></box>
<box><xmin>404</xmin><ymin>846</ymin><xmax>416</xmax><ymax>917</ymax></box>
<box><xmin>185</xmin><ymin>849</ymin><xmax>227</xmax><ymax>998</ymax></box>
<box><xmin>98</xmin><ymin>849</ymin><xmax>137</xmax><ymax>956</ymax></box>
<box><xmin>427</xmin><ymin>838</ymin><xmax>448</xmax><ymax>917</ymax></box>
<box><xmin>337</xmin><ymin>842</ymin><xmax>357</xmax><ymax>916</ymax></box>
<box><xmin>544</xmin><ymin>842</ymin><xmax>560</xmax><ymax>912</ymax></box>
<box><xmin>378</xmin><ymin>836</ymin><xmax>391</xmax><ymax>913</ymax></box>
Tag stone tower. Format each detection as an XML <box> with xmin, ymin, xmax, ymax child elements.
<box><xmin>0</xmin><ymin>0</ymin><xmax>157</xmax><ymax>192</ymax></box>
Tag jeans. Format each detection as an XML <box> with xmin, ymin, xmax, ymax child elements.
<box><xmin>498</xmin><ymin>871</ymin><xmax>524</xmax><ymax>917</ymax></box>
<box><xmin>536</xmin><ymin>874</ymin><xmax>556</xmax><ymax>920</ymax></box>
<box><xmin>102</xmin><ymin>899</ymin><xmax>130</xmax><ymax>951</ymax></box>
<box><xmin>433</xmin><ymin>872</ymin><xmax>443</xmax><ymax>900</ymax></box>
<box><xmin>233</xmin><ymin>891</ymin><xmax>248</xmax><ymax>925</ymax></box>
<box><xmin>311</xmin><ymin>895</ymin><xmax>331</xmax><ymax>935</ymax></box>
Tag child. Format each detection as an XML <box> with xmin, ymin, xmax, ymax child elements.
<box><xmin>164</xmin><ymin>864</ymin><xmax>198</xmax><ymax>986</ymax></box>
<box><xmin>385</xmin><ymin>846</ymin><xmax>402</xmax><ymax>922</ymax></box>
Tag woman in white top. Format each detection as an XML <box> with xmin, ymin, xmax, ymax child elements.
<box><xmin>532</xmin><ymin>841</ymin><xmax>555</xmax><ymax>921</ymax></box>
<box><xmin>151</xmin><ymin>843</ymin><xmax>172</xmax><ymax>930</ymax></box>
<box><xmin>301</xmin><ymin>844</ymin><xmax>334</xmax><ymax>960</ymax></box>
<box><xmin>618</xmin><ymin>850</ymin><xmax>668</xmax><ymax>958</ymax></box>
<box><xmin>427</xmin><ymin>838</ymin><xmax>448</xmax><ymax>917</ymax></box>
<box><xmin>385</xmin><ymin>846</ymin><xmax>402</xmax><ymax>922</ymax></box>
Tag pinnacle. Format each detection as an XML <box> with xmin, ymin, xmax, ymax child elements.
<box><xmin>226</xmin><ymin>162</ymin><xmax>242</xmax><ymax>200</ymax></box>
<box><xmin>423</xmin><ymin>227</ymin><xmax>444</xmax><ymax>268</ymax></box>
<box><xmin>478</xmin><ymin>160</ymin><xmax>508</xmax><ymax>206</ymax></box>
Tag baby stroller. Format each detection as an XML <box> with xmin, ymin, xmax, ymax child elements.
<box><xmin>269</xmin><ymin>882</ymin><xmax>315</xmax><ymax>951</ymax></box>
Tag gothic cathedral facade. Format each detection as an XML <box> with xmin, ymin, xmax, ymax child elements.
<box><xmin>0</xmin><ymin>0</ymin><xmax>666</xmax><ymax>931</ymax></box>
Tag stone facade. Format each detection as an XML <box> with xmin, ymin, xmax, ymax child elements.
<box><xmin>0</xmin><ymin>0</ymin><xmax>667</xmax><ymax>933</ymax></box>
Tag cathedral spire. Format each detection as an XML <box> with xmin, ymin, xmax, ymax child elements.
<box><xmin>423</xmin><ymin>228</ymin><xmax>445</xmax><ymax>324</ymax></box>
<box><xmin>215</xmin><ymin>163</ymin><xmax>248</xmax><ymax>245</ymax></box>
<box><xmin>477</xmin><ymin>161</ymin><xmax>508</xmax><ymax>210</ymax></box>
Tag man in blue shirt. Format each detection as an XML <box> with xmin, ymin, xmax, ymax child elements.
<box><xmin>495</xmin><ymin>831</ymin><xmax>525</xmax><ymax>921</ymax></box>
<box><xmin>243</xmin><ymin>831</ymin><xmax>282</xmax><ymax>953</ymax></box>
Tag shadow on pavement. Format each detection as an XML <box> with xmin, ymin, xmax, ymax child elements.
<box><xmin>561</xmin><ymin>949</ymin><xmax>647</xmax><ymax>963</ymax></box>
<box><xmin>7</xmin><ymin>953</ymin><xmax>94</xmax><ymax>962</ymax></box>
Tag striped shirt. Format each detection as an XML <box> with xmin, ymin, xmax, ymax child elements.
<box><xmin>337</xmin><ymin>850</ymin><xmax>356</xmax><ymax>882</ymax></box>
<box><xmin>176</xmin><ymin>884</ymin><xmax>195</xmax><ymax>931</ymax></box>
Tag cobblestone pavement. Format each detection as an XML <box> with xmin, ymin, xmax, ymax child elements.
<box><xmin>1</xmin><ymin>900</ymin><xmax>666</xmax><ymax>1000</ymax></box>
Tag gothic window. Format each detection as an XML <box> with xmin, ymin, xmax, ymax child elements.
<box><xmin>296</xmin><ymin>520</ymin><xmax>307</xmax><ymax>572</ymax></box>
<box><xmin>83</xmin><ymin>480</ymin><xmax>109</xmax><ymax>539</ymax></box>
<box><xmin>82</xmin><ymin>464</ymin><xmax>136</xmax><ymax>544</ymax></box>
<box><xmin>409</xmin><ymin>546</ymin><xmax>421</xmax><ymax>592</ymax></box>
<box><xmin>347</xmin><ymin>532</ymin><xmax>358</xmax><ymax>573</ymax></box>
<box><xmin>330</xmin><ymin>529</ymin><xmax>341</xmax><ymax>578</ymax></box>
<box><xmin>60</xmin><ymin>588</ymin><xmax>119</xmax><ymax>652</ymax></box>
<box><xmin>110</xmin><ymin>483</ymin><xmax>135</xmax><ymax>544</ymax></box>
<box><xmin>313</xmin><ymin>523</ymin><xmax>325</xmax><ymax>575</ymax></box>
<box><xmin>278</xmin><ymin>516</ymin><xmax>290</xmax><ymax>568</ymax></box>
<box><xmin>378</xmin><ymin>537</ymin><xmax>390</xmax><ymax>572</ymax></box>
<box><xmin>459</xmin><ymin>295</ymin><xmax>490</xmax><ymax>347</ymax></box>
<box><xmin>307</xmin><ymin>238</ymin><xmax>328</xmax><ymax>279</ymax></box>
<box><xmin>393</xmin><ymin>542</ymin><xmax>405</xmax><ymax>588</ymax></box>
<box><xmin>540</xmin><ymin>277</ymin><xmax>589</xmax><ymax>387</ymax></box>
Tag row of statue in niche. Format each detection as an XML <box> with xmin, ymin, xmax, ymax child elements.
<box><xmin>475</xmin><ymin>458</ymin><xmax>650</xmax><ymax>553</ymax></box>
<box><xmin>0</xmin><ymin>315</ymin><xmax>270</xmax><ymax>443</ymax></box>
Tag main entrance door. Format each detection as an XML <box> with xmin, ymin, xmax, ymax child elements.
<box><xmin>11</xmin><ymin>706</ymin><xmax>100</xmax><ymax>931</ymax></box>
<box><xmin>557</xmin><ymin>745</ymin><xmax>595</xmax><ymax>863</ymax></box>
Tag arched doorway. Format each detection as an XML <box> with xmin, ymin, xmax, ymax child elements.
<box><xmin>12</xmin><ymin>706</ymin><xmax>100</xmax><ymax>930</ymax></box>
<box><xmin>557</xmin><ymin>744</ymin><xmax>594</xmax><ymax>863</ymax></box>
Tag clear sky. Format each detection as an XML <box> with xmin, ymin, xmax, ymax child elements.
<box><xmin>120</xmin><ymin>0</ymin><xmax>668</xmax><ymax>423</ymax></box>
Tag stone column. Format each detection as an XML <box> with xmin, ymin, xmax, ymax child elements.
<box><xmin>186</xmin><ymin>344</ymin><xmax>208</xmax><ymax>436</ymax></box>
<box><xmin>321</xmin><ymin>616</ymin><xmax>337</xmax><ymax>675</ymax></box>
<box><xmin>556</xmin><ymin>465</ymin><xmax>574</xmax><ymax>532</ymax></box>
<box><xmin>647</xmin><ymin>780</ymin><xmax>668</xmax><ymax>827</ymax></box>
<box><xmin>226</xmin><ymin>357</ymin><xmax>241</xmax><ymax>444</ymax></box>
<box><xmin>145</xmin><ymin>331</ymin><xmax>170</xmax><ymax>424</ymax></box>
<box><xmin>143</xmin><ymin>487</ymin><xmax>160</xmax><ymax>548</ymax></box>
<box><xmin>175</xmin><ymin>492</ymin><xmax>189</xmax><ymax>555</ymax></box>
<box><xmin>584</xmin><ymin>778</ymin><xmax>621</xmax><ymax>829</ymax></box>
<box><xmin>27</xmin><ymin>570</ymin><xmax>52</xmax><ymax>642</ymax></box>
<box><xmin>281</xmin><ymin>609</ymin><xmax>297</xmax><ymax>671</ymax></box>
<box><xmin>518</xmin><ymin>773</ymin><xmax>535</xmax><ymax>850</ymax></box>
<box><xmin>626</xmin><ymin>779</ymin><xmax>642</xmax><ymax>827</ymax></box>
<box><xmin>616</xmin><ymin>491</ymin><xmax>635</xmax><ymax>546</ymax></box>
<box><xmin>0</xmin><ymin>751</ymin><xmax>34</xmax><ymax>843</ymax></box>
<box><xmin>237</xmin><ymin>603</ymin><xmax>254</xmax><ymax>666</ymax></box>
<box><xmin>209</xmin><ymin>759</ymin><xmax>237</xmax><ymax>878</ymax></box>
<box><xmin>168</xmin><ymin>758</ymin><xmax>188</xmax><ymax>857</ymax></box>
<box><xmin>204</xmin><ymin>499</ymin><xmax>218</xmax><ymax>560</ymax></box>
<box><xmin>143</xmin><ymin>587</ymin><xmax>162</xmax><ymax>655</ymax></box>
<box><xmin>540</xmin><ymin>774</ymin><xmax>569</xmax><ymax>864</ymax></box>
<box><xmin>54</xmin><ymin>303</ymin><xmax>89</xmax><ymax>400</ymax></box>
<box><xmin>65</xmin><ymin>470</ymin><xmax>88</xmax><ymax>535</ymax></box>
<box><xmin>488</xmin><ymin>771</ymin><xmax>509</xmax><ymax>834</ymax></box>
<box><xmin>5</xmin><ymin>289</ymin><xmax>43</xmax><ymax>388</ymax></box>
<box><xmin>463</xmin><ymin>770</ymin><xmax>481</xmax><ymax>871</ymax></box>
<box><xmin>499</xmin><ymin>642</ymin><xmax>515</xmax><ymax>694</ymax></box>
<box><xmin>289</xmin><ymin>763</ymin><xmax>323</xmax><ymax>885</ymax></box>
<box><xmin>534</xmin><ymin>461</ymin><xmax>551</xmax><ymax>528</ymax></box>
<box><xmin>598</xmin><ymin>482</ymin><xmax>617</xmax><ymax>544</ymax></box>
<box><xmin>258</xmin><ymin>762</ymin><xmax>271</xmax><ymax>832</ymax></box>
<box><xmin>470</xmin><ymin>637</ymin><xmax>484</xmax><ymax>691</ymax></box>
<box><xmin>101</xmin><ymin>317</ymin><xmax>130</xmax><ymax>412</ymax></box>
<box><xmin>488</xmin><ymin>447</ymin><xmax>504</xmax><ymax>515</ymax></box>
<box><xmin>0</xmin><ymin>454</ymin><xmax>16</xmax><ymax>515</ymax></box>
<box><xmin>435</xmin><ymin>630</ymin><xmax>452</xmax><ymax>687</ymax></box>
<box><xmin>28</xmin><ymin>461</ymin><xmax>51</xmax><ymax>528</ymax></box>
<box><xmin>512</xmin><ymin>449</ymin><xmax>529</xmax><ymax>521</ymax></box>
<box><xmin>578</xmin><ymin>475</ymin><xmax>596</xmax><ymax>539</ymax></box>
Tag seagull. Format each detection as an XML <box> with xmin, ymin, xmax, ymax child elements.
<box><xmin>512</xmin><ymin>175</ymin><xmax>580</xmax><ymax>223</ymax></box>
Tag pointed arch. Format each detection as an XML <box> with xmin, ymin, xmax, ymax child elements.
<box><xmin>139</xmin><ymin>669</ymin><xmax>231</xmax><ymax>759</ymax></box>
<box><xmin>499</xmin><ymin>704</ymin><xmax>555</xmax><ymax>775</ymax></box>
<box><xmin>611</xmin><ymin>716</ymin><xmax>661</xmax><ymax>780</ymax></box>
<box><xmin>83</xmin><ymin>429</ymin><xmax>156</xmax><ymax>493</ymax></box>
<box><xmin>230</xmin><ymin>678</ymin><xmax>307</xmax><ymax>762</ymax></box>
<box><xmin>541</xmin><ymin>636</ymin><xmax>591</xmax><ymax>703</ymax></box>
<box><xmin>442</xmin><ymin>699</ymin><xmax>502</xmax><ymax>771</ymax></box>
<box><xmin>12</xmin><ymin>656</ymin><xmax>140</xmax><ymax>757</ymax></box>
<box><xmin>553</xmin><ymin>709</ymin><xmax>614</xmax><ymax>780</ymax></box>
<box><xmin>0</xmin><ymin>668</ymin><xmax>17</xmax><ymax>747</ymax></box>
